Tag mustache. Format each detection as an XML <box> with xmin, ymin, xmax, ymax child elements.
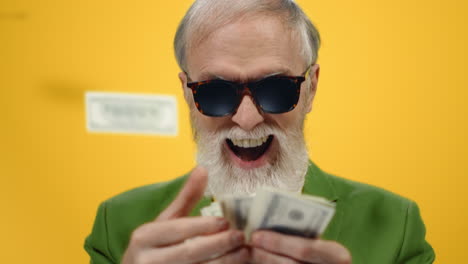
<box><xmin>197</xmin><ymin>124</ymin><xmax>281</xmax><ymax>143</ymax></box>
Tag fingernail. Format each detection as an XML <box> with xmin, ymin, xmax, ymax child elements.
<box><xmin>216</xmin><ymin>218</ymin><xmax>229</xmax><ymax>230</ymax></box>
<box><xmin>232</xmin><ymin>231</ymin><xmax>244</xmax><ymax>244</ymax></box>
<box><xmin>251</xmin><ymin>233</ymin><xmax>262</xmax><ymax>246</ymax></box>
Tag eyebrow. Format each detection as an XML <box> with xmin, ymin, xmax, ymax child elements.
<box><xmin>263</xmin><ymin>71</ymin><xmax>285</xmax><ymax>78</ymax></box>
<box><xmin>199</xmin><ymin>68</ymin><xmax>293</xmax><ymax>82</ymax></box>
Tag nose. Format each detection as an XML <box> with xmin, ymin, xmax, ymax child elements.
<box><xmin>231</xmin><ymin>96</ymin><xmax>264</xmax><ymax>131</ymax></box>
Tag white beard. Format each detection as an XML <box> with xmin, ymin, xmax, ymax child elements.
<box><xmin>194</xmin><ymin>122</ymin><xmax>310</xmax><ymax>198</ymax></box>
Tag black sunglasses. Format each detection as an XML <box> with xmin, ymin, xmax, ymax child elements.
<box><xmin>186</xmin><ymin>69</ymin><xmax>310</xmax><ymax>117</ymax></box>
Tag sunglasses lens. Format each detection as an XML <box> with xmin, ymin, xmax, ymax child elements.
<box><xmin>193</xmin><ymin>81</ymin><xmax>238</xmax><ymax>117</ymax></box>
<box><xmin>254</xmin><ymin>77</ymin><xmax>300</xmax><ymax>113</ymax></box>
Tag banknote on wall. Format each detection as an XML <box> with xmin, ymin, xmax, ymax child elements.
<box><xmin>85</xmin><ymin>91</ymin><xmax>177</xmax><ymax>136</ymax></box>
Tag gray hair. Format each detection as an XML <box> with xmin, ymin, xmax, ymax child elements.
<box><xmin>174</xmin><ymin>0</ymin><xmax>321</xmax><ymax>72</ymax></box>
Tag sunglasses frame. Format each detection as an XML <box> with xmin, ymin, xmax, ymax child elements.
<box><xmin>186</xmin><ymin>74</ymin><xmax>307</xmax><ymax>117</ymax></box>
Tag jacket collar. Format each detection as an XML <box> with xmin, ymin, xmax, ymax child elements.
<box><xmin>302</xmin><ymin>161</ymin><xmax>339</xmax><ymax>202</ymax></box>
<box><xmin>302</xmin><ymin>161</ymin><xmax>343</xmax><ymax>240</ymax></box>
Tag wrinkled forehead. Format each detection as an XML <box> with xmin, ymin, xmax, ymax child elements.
<box><xmin>186</xmin><ymin>9</ymin><xmax>294</xmax><ymax>49</ymax></box>
<box><xmin>185</xmin><ymin>14</ymin><xmax>305</xmax><ymax>81</ymax></box>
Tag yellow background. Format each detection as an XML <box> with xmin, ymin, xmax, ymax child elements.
<box><xmin>1</xmin><ymin>0</ymin><xmax>466</xmax><ymax>263</ymax></box>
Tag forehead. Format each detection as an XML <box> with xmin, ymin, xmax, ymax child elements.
<box><xmin>186</xmin><ymin>15</ymin><xmax>304</xmax><ymax>81</ymax></box>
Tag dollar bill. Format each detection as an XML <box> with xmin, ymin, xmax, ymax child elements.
<box><xmin>200</xmin><ymin>201</ymin><xmax>223</xmax><ymax>217</ymax></box>
<box><xmin>219</xmin><ymin>195</ymin><xmax>253</xmax><ymax>230</ymax></box>
<box><xmin>201</xmin><ymin>188</ymin><xmax>335</xmax><ymax>241</ymax></box>
<box><xmin>245</xmin><ymin>188</ymin><xmax>335</xmax><ymax>239</ymax></box>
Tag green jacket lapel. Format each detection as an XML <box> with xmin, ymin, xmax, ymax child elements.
<box><xmin>302</xmin><ymin>161</ymin><xmax>343</xmax><ymax>241</ymax></box>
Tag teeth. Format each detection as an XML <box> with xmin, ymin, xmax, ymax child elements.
<box><xmin>230</xmin><ymin>136</ymin><xmax>269</xmax><ymax>148</ymax></box>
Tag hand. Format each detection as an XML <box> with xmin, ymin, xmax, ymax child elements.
<box><xmin>249</xmin><ymin>230</ymin><xmax>351</xmax><ymax>264</ymax></box>
<box><xmin>122</xmin><ymin>167</ymin><xmax>249</xmax><ymax>264</ymax></box>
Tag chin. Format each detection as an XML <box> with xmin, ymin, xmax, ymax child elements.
<box><xmin>195</xmin><ymin>124</ymin><xmax>310</xmax><ymax>198</ymax></box>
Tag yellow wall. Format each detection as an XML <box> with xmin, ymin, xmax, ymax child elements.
<box><xmin>1</xmin><ymin>0</ymin><xmax>466</xmax><ymax>262</ymax></box>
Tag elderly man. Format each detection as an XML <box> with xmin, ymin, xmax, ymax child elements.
<box><xmin>85</xmin><ymin>0</ymin><xmax>435</xmax><ymax>263</ymax></box>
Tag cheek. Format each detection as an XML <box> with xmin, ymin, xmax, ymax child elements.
<box><xmin>187</xmin><ymin>97</ymin><xmax>223</xmax><ymax>132</ymax></box>
<box><xmin>267</xmin><ymin>110</ymin><xmax>303</xmax><ymax>131</ymax></box>
<box><xmin>193</xmin><ymin>111</ymin><xmax>232</xmax><ymax>132</ymax></box>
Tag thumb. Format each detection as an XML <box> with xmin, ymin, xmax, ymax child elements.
<box><xmin>156</xmin><ymin>167</ymin><xmax>208</xmax><ymax>221</ymax></box>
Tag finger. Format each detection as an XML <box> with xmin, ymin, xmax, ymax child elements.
<box><xmin>130</xmin><ymin>216</ymin><xmax>229</xmax><ymax>247</ymax></box>
<box><xmin>251</xmin><ymin>231</ymin><xmax>351</xmax><ymax>264</ymax></box>
<box><xmin>142</xmin><ymin>230</ymin><xmax>245</xmax><ymax>264</ymax></box>
<box><xmin>157</xmin><ymin>167</ymin><xmax>208</xmax><ymax>221</ymax></box>
<box><xmin>202</xmin><ymin>247</ymin><xmax>249</xmax><ymax>264</ymax></box>
<box><xmin>250</xmin><ymin>248</ymin><xmax>300</xmax><ymax>264</ymax></box>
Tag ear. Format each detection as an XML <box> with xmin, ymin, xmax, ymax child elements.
<box><xmin>179</xmin><ymin>72</ymin><xmax>192</xmax><ymax>105</ymax></box>
<box><xmin>305</xmin><ymin>64</ymin><xmax>320</xmax><ymax>113</ymax></box>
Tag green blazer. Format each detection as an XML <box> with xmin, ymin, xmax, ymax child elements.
<box><xmin>85</xmin><ymin>162</ymin><xmax>435</xmax><ymax>263</ymax></box>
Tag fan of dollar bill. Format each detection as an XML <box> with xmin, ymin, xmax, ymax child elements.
<box><xmin>201</xmin><ymin>188</ymin><xmax>336</xmax><ymax>240</ymax></box>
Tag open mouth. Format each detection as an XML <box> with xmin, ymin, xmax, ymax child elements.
<box><xmin>226</xmin><ymin>135</ymin><xmax>274</xmax><ymax>162</ymax></box>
